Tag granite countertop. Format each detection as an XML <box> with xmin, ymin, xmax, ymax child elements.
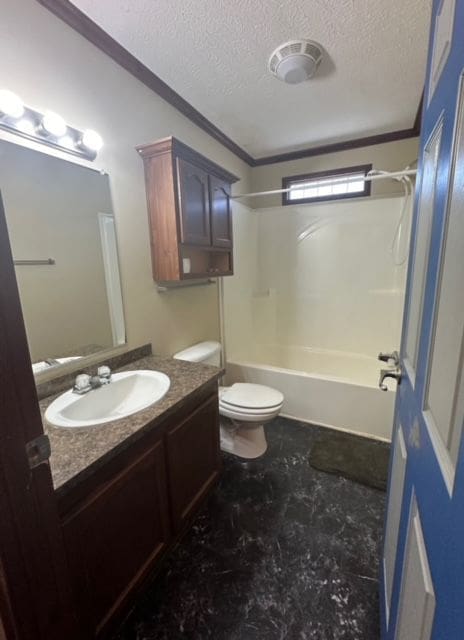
<box><xmin>40</xmin><ymin>355</ymin><xmax>223</xmax><ymax>498</ymax></box>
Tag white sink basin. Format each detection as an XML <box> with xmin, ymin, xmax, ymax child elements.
<box><xmin>45</xmin><ymin>370</ymin><xmax>170</xmax><ymax>428</ymax></box>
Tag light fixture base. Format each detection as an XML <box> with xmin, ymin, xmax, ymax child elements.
<box><xmin>0</xmin><ymin>103</ymin><xmax>98</xmax><ymax>161</ymax></box>
<box><xmin>268</xmin><ymin>40</ymin><xmax>323</xmax><ymax>84</ymax></box>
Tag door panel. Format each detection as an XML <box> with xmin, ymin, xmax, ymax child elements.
<box><xmin>428</xmin><ymin>0</ymin><xmax>456</xmax><ymax>104</ymax></box>
<box><xmin>404</xmin><ymin>119</ymin><xmax>442</xmax><ymax>379</ymax></box>
<box><xmin>425</xmin><ymin>74</ymin><xmax>464</xmax><ymax>471</ymax></box>
<box><xmin>395</xmin><ymin>496</ymin><xmax>435</xmax><ymax>640</ymax></box>
<box><xmin>0</xmin><ymin>192</ymin><xmax>78</xmax><ymax>639</ymax></box>
<box><xmin>210</xmin><ymin>175</ymin><xmax>233</xmax><ymax>248</ymax></box>
<box><xmin>177</xmin><ymin>158</ymin><xmax>211</xmax><ymax>246</ymax></box>
<box><xmin>383</xmin><ymin>425</ymin><xmax>407</xmax><ymax>625</ymax></box>
<box><xmin>381</xmin><ymin>1</ymin><xmax>464</xmax><ymax>638</ymax></box>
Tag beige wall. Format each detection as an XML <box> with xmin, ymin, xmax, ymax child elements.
<box><xmin>1</xmin><ymin>0</ymin><xmax>251</xmax><ymax>364</ymax></box>
<box><xmin>250</xmin><ymin>137</ymin><xmax>420</xmax><ymax>208</ymax></box>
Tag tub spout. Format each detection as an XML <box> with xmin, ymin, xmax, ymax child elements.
<box><xmin>379</xmin><ymin>367</ymin><xmax>402</xmax><ymax>391</ymax></box>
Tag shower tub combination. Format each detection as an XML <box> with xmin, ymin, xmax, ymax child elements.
<box><xmin>226</xmin><ymin>344</ymin><xmax>396</xmax><ymax>441</ymax></box>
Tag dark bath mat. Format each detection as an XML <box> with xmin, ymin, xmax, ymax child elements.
<box><xmin>309</xmin><ymin>430</ymin><xmax>390</xmax><ymax>490</ymax></box>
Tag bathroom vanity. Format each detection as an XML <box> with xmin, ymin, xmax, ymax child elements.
<box><xmin>41</xmin><ymin>355</ymin><xmax>222</xmax><ymax>639</ymax></box>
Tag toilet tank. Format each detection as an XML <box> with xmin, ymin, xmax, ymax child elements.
<box><xmin>173</xmin><ymin>341</ymin><xmax>221</xmax><ymax>366</ymax></box>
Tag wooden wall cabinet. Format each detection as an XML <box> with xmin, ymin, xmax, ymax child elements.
<box><xmin>58</xmin><ymin>386</ymin><xmax>220</xmax><ymax>638</ymax></box>
<box><xmin>136</xmin><ymin>137</ymin><xmax>239</xmax><ymax>281</ymax></box>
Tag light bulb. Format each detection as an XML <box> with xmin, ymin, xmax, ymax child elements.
<box><xmin>81</xmin><ymin>129</ymin><xmax>103</xmax><ymax>152</ymax></box>
<box><xmin>42</xmin><ymin>111</ymin><xmax>67</xmax><ymax>137</ymax></box>
<box><xmin>16</xmin><ymin>119</ymin><xmax>35</xmax><ymax>135</ymax></box>
<box><xmin>0</xmin><ymin>90</ymin><xmax>25</xmax><ymax>119</ymax></box>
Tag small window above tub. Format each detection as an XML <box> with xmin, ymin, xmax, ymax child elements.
<box><xmin>282</xmin><ymin>164</ymin><xmax>373</xmax><ymax>206</ymax></box>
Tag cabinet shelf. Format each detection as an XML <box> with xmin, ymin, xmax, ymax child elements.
<box><xmin>136</xmin><ymin>137</ymin><xmax>239</xmax><ymax>282</ymax></box>
<box><xmin>180</xmin><ymin>243</ymin><xmax>232</xmax><ymax>253</ymax></box>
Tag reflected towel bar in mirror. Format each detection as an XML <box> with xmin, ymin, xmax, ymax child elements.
<box><xmin>13</xmin><ymin>258</ymin><xmax>56</xmax><ymax>266</ymax></box>
<box><xmin>157</xmin><ymin>279</ymin><xmax>215</xmax><ymax>292</ymax></box>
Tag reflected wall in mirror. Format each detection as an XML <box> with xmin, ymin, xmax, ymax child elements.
<box><xmin>0</xmin><ymin>139</ymin><xmax>126</xmax><ymax>375</ymax></box>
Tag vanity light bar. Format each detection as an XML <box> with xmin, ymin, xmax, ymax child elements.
<box><xmin>0</xmin><ymin>90</ymin><xmax>103</xmax><ymax>161</ymax></box>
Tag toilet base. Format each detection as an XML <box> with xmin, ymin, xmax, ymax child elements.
<box><xmin>220</xmin><ymin>420</ymin><xmax>267</xmax><ymax>459</ymax></box>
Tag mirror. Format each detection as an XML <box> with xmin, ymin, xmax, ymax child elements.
<box><xmin>0</xmin><ymin>139</ymin><xmax>125</xmax><ymax>376</ymax></box>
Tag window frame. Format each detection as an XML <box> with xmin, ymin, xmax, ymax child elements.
<box><xmin>281</xmin><ymin>163</ymin><xmax>373</xmax><ymax>206</ymax></box>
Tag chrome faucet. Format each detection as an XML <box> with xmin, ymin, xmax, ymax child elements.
<box><xmin>379</xmin><ymin>367</ymin><xmax>402</xmax><ymax>391</ymax></box>
<box><xmin>378</xmin><ymin>350</ymin><xmax>400</xmax><ymax>366</ymax></box>
<box><xmin>377</xmin><ymin>351</ymin><xmax>402</xmax><ymax>391</ymax></box>
<box><xmin>73</xmin><ymin>366</ymin><xmax>112</xmax><ymax>394</ymax></box>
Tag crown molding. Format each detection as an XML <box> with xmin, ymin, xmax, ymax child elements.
<box><xmin>252</xmin><ymin>128</ymin><xmax>419</xmax><ymax>166</ymax></box>
<box><xmin>36</xmin><ymin>0</ymin><xmax>255</xmax><ymax>166</ymax></box>
<box><xmin>36</xmin><ymin>0</ymin><xmax>421</xmax><ymax>168</ymax></box>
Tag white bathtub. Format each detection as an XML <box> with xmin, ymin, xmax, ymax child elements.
<box><xmin>225</xmin><ymin>344</ymin><xmax>396</xmax><ymax>441</ymax></box>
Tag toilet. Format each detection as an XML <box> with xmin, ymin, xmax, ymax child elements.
<box><xmin>173</xmin><ymin>341</ymin><xmax>284</xmax><ymax>459</ymax></box>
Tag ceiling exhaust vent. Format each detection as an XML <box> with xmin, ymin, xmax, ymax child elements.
<box><xmin>268</xmin><ymin>40</ymin><xmax>323</xmax><ymax>85</ymax></box>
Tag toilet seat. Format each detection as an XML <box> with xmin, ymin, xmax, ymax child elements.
<box><xmin>220</xmin><ymin>383</ymin><xmax>284</xmax><ymax>411</ymax></box>
<box><xmin>219</xmin><ymin>403</ymin><xmax>282</xmax><ymax>416</ymax></box>
<box><xmin>219</xmin><ymin>383</ymin><xmax>283</xmax><ymax>423</ymax></box>
<box><xmin>220</xmin><ymin>404</ymin><xmax>281</xmax><ymax>423</ymax></box>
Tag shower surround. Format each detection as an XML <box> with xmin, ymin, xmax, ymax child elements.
<box><xmin>224</xmin><ymin>195</ymin><xmax>412</xmax><ymax>441</ymax></box>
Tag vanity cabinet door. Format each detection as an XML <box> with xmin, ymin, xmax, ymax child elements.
<box><xmin>166</xmin><ymin>393</ymin><xmax>221</xmax><ymax>532</ymax></box>
<box><xmin>210</xmin><ymin>175</ymin><xmax>233</xmax><ymax>248</ymax></box>
<box><xmin>177</xmin><ymin>158</ymin><xmax>211</xmax><ymax>246</ymax></box>
<box><xmin>61</xmin><ymin>439</ymin><xmax>170</xmax><ymax>637</ymax></box>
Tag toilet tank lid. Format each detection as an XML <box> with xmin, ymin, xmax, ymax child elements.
<box><xmin>173</xmin><ymin>341</ymin><xmax>221</xmax><ymax>363</ymax></box>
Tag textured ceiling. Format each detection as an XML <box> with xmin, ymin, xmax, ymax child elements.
<box><xmin>70</xmin><ymin>0</ymin><xmax>431</xmax><ymax>157</ymax></box>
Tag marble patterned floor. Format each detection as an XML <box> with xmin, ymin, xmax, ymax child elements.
<box><xmin>114</xmin><ymin>418</ymin><xmax>387</xmax><ymax>640</ymax></box>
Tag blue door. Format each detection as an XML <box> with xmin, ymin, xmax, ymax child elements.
<box><xmin>380</xmin><ymin>0</ymin><xmax>464</xmax><ymax>638</ymax></box>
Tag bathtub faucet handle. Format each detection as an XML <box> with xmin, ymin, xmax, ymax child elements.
<box><xmin>379</xmin><ymin>367</ymin><xmax>402</xmax><ymax>391</ymax></box>
<box><xmin>378</xmin><ymin>350</ymin><xmax>400</xmax><ymax>366</ymax></box>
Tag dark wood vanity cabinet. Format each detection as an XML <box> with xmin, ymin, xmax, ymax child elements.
<box><xmin>166</xmin><ymin>393</ymin><xmax>220</xmax><ymax>532</ymax></box>
<box><xmin>58</xmin><ymin>386</ymin><xmax>221</xmax><ymax>639</ymax></box>
<box><xmin>136</xmin><ymin>137</ymin><xmax>238</xmax><ymax>281</ymax></box>
<box><xmin>61</xmin><ymin>440</ymin><xmax>170</xmax><ymax>637</ymax></box>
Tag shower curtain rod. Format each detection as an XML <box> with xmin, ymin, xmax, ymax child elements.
<box><xmin>230</xmin><ymin>168</ymin><xmax>417</xmax><ymax>199</ymax></box>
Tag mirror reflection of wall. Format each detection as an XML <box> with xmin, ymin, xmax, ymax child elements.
<box><xmin>0</xmin><ymin>139</ymin><xmax>126</xmax><ymax>375</ymax></box>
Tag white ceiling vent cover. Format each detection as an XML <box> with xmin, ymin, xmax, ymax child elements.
<box><xmin>269</xmin><ymin>40</ymin><xmax>323</xmax><ymax>84</ymax></box>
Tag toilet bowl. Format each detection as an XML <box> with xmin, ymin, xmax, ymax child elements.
<box><xmin>173</xmin><ymin>342</ymin><xmax>284</xmax><ymax>459</ymax></box>
<box><xmin>219</xmin><ymin>383</ymin><xmax>283</xmax><ymax>458</ymax></box>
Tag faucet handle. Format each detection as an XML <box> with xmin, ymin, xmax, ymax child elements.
<box><xmin>98</xmin><ymin>365</ymin><xmax>111</xmax><ymax>383</ymax></box>
<box><xmin>378</xmin><ymin>350</ymin><xmax>400</xmax><ymax>366</ymax></box>
<box><xmin>74</xmin><ymin>373</ymin><xmax>91</xmax><ymax>392</ymax></box>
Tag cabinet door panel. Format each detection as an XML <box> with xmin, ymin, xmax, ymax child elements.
<box><xmin>210</xmin><ymin>175</ymin><xmax>233</xmax><ymax>248</ymax></box>
<box><xmin>62</xmin><ymin>440</ymin><xmax>170</xmax><ymax>636</ymax></box>
<box><xmin>166</xmin><ymin>394</ymin><xmax>220</xmax><ymax>531</ymax></box>
<box><xmin>177</xmin><ymin>158</ymin><xmax>211</xmax><ymax>246</ymax></box>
